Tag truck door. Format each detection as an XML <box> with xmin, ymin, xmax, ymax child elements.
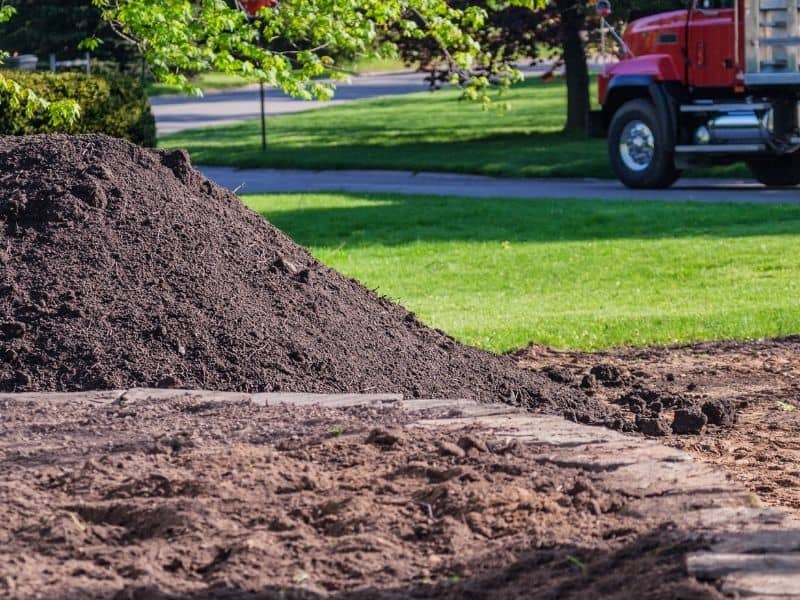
<box><xmin>687</xmin><ymin>0</ymin><xmax>737</xmax><ymax>87</ymax></box>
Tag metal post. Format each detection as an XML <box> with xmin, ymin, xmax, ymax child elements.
<box><xmin>601</xmin><ymin>18</ymin><xmax>607</xmax><ymax>63</ymax></box>
<box><xmin>84</xmin><ymin>51</ymin><xmax>91</xmax><ymax>75</ymax></box>
<box><xmin>259</xmin><ymin>80</ymin><xmax>267</xmax><ymax>151</ymax></box>
<box><xmin>49</xmin><ymin>53</ymin><xmax>56</xmax><ymax>72</ymax></box>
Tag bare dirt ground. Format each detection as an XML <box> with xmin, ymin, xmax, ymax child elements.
<box><xmin>2</xmin><ymin>134</ymin><xmax>798</xmax><ymax>599</ymax></box>
<box><xmin>0</xmin><ymin>395</ymin><xmax>723</xmax><ymax>599</ymax></box>
<box><xmin>518</xmin><ymin>336</ymin><xmax>800</xmax><ymax>517</ymax></box>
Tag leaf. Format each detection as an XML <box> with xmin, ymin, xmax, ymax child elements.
<box><xmin>78</xmin><ymin>36</ymin><xmax>104</xmax><ymax>51</ymax></box>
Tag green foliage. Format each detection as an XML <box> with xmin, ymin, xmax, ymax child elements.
<box><xmin>247</xmin><ymin>192</ymin><xmax>800</xmax><ymax>351</ymax></box>
<box><xmin>0</xmin><ymin>69</ymin><xmax>155</xmax><ymax>145</ymax></box>
<box><xmin>389</xmin><ymin>1</ymin><xmax>548</xmax><ymax>86</ymax></box>
<box><xmin>93</xmin><ymin>0</ymin><xmax>547</xmax><ymax>104</ymax></box>
<box><xmin>0</xmin><ymin>0</ymin><xmax>555</xmax><ymax>128</ymax></box>
<box><xmin>0</xmin><ymin>0</ymin><xmax>83</xmax><ymax>127</ymax></box>
<box><xmin>0</xmin><ymin>3</ymin><xmax>14</xmax><ymax>22</ymax></box>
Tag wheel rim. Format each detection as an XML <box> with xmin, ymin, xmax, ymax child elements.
<box><xmin>619</xmin><ymin>120</ymin><xmax>655</xmax><ymax>172</ymax></box>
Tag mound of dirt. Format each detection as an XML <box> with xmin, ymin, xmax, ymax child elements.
<box><xmin>0</xmin><ymin>134</ymin><xmax>602</xmax><ymax>417</ymax></box>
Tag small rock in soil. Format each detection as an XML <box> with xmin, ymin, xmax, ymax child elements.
<box><xmin>272</xmin><ymin>256</ymin><xmax>299</xmax><ymax>275</ymax></box>
<box><xmin>0</xmin><ymin>321</ymin><xmax>26</xmax><ymax>339</ymax></box>
<box><xmin>635</xmin><ymin>415</ymin><xmax>671</xmax><ymax>437</ymax></box>
<box><xmin>457</xmin><ymin>434</ymin><xmax>489</xmax><ymax>453</ymax></box>
<box><xmin>156</xmin><ymin>375</ymin><xmax>181</xmax><ymax>389</ymax></box>
<box><xmin>542</xmin><ymin>366</ymin><xmax>575</xmax><ymax>384</ymax></box>
<box><xmin>437</xmin><ymin>440</ymin><xmax>466</xmax><ymax>458</ymax></box>
<box><xmin>590</xmin><ymin>363</ymin><xmax>628</xmax><ymax>387</ymax></box>
<box><xmin>701</xmin><ymin>399</ymin><xmax>736</xmax><ymax>426</ymax></box>
<box><xmin>580</xmin><ymin>374</ymin><xmax>596</xmax><ymax>390</ymax></box>
<box><xmin>672</xmin><ymin>408</ymin><xmax>708</xmax><ymax>435</ymax></box>
<box><xmin>366</xmin><ymin>428</ymin><xmax>404</xmax><ymax>447</ymax></box>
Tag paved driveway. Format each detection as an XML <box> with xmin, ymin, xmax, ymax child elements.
<box><xmin>200</xmin><ymin>166</ymin><xmax>800</xmax><ymax>203</ymax></box>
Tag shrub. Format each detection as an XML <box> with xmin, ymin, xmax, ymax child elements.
<box><xmin>0</xmin><ymin>69</ymin><xmax>156</xmax><ymax>146</ymax></box>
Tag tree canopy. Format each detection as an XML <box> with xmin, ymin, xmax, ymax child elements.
<box><xmin>91</xmin><ymin>0</ymin><xmax>545</xmax><ymax>100</ymax></box>
<box><xmin>1</xmin><ymin>0</ymin><xmax>553</xmax><ymax>126</ymax></box>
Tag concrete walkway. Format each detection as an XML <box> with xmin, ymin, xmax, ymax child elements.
<box><xmin>200</xmin><ymin>166</ymin><xmax>800</xmax><ymax>203</ymax></box>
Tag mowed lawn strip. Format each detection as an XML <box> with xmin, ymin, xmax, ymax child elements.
<box><xmin>161</xmin><ymin>77</ymin><xmax>746</xmax><ymax>179</ymax></box>
<box><xmin>245</xmin><ymin>193</ymin><xmax>800</xmax><ymax>351</ymax></box>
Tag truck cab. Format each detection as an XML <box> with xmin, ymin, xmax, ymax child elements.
<box><xmin>597</xmin><ymin>0</ymin><xmax>800</xmax><ymax>188</ymax></box>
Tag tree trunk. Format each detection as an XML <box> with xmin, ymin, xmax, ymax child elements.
<box><xmin>559</xmin><ymin>1</ymin><xmax>590</xmax><ymax>134</ymax></box>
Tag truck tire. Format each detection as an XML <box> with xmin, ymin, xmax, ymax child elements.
<box><xmin>746</xmin><ymin>152</ymin><xmax>800</xmax><ymax>187</ymax></box>
<box><xmin>608</xmin><ymin>99</ymin><xmax>680</xmax><ymax>189</ymax></box>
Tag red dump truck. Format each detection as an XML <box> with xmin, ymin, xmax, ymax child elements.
<box><xmin>594</xmin><ymin>0</ymin><xmax>800</xmax><ymax>188</ymax></box>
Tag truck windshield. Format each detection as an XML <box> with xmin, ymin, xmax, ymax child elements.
<box><xmin>696</xmin><ymin>0</ymin><xmax>734</xmax><ymax>8</ymax></box>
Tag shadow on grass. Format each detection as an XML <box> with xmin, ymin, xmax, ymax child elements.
<box><xmin>165</xmin><ymin>127</ymin><xmax>611</xmax><ymax>179</ymax></box>
<box><xmin>250</xmin><ymin>194</ymin><xmax>800</xmax><ymax>248</ymax></box>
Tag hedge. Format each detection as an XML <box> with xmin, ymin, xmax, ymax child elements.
<box><xmin>0</xmin><ymin>69</ymin><xmax>156</xmax><ymax>147</ymax></box>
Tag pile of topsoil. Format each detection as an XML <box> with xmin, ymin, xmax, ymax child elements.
<box><xmin>0</xmin><ymin>134</ymin><xmax>603</xmax><ymax>418</ymax></box>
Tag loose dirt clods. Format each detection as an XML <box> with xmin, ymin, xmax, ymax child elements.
<box><xmin>0</xmin><ymin>397</ymin><xmax>723</xmax><ymax>599</ymax></box>
<box><xmin>519</xmin><ymin>338</ymin><xmax>800</xmax><ymax>516</ymax></box>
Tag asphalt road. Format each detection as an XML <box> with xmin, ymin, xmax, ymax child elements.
<box><xmin>151</xmin><ymin>72</ymin><xmax>430</xmax><ymax>135</ymax></box>
<box><xmin>152</xmin><ymin>70</ymin><xmax>800</xmax><ymax>202</ymax></box>
<box><xmin>200</xmin><ymin>166</ymin><xmax>800</xmax><ymax>203</ymax></box>
<box><xmin>150</xmin><ymin>65</ymin><xmax>579</xmax><ymax>134</ymax></box>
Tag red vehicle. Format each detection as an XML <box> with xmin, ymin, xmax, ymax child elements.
<box><xmin>595</xmin><ymin>0</ymin><xmax>800</xmax><ymax>188</ymax></box>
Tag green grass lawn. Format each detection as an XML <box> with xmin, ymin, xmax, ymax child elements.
<box><xmin>333</xmin><ymin>56</ymin><xmax>410</xmax><ymax>74</ymax></box>
<box><xmin>161</xmin><ymin>77</ymin><xmax>745</xmax><ymax>179</ymax></box>
<box><xmin>160</xmin><ymin>78</ymin><xmax>614</xmax><ymax>177</ymax></box>
<box><xmin>245</xmin><ymin>192</ymin><xmax>800</xmax><ymax>351</ymax></box>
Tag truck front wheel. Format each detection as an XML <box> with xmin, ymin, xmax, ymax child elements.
<box><xmin>608</xmin><ymin>99</ymin><xmax>680</xmax><ymax>189</ymax></box>
<box><xmin>746</xmin><ymin>152</ymin><xmax>800</xmax><ymax>187</ymax></box>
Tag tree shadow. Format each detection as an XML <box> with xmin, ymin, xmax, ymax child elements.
<box><xmin>252</xmin><ymin>193</ymin><xmax>800</xmax><ymax>248</ymax></box>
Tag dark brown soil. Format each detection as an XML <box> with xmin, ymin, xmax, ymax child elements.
<box><xmin>0</xmin><ymin>395</ymin><xmax>722</xmax><ymax>599</ymax></box>
<box><xmin>0</xmin><ymin>134</ymin><xmax>600</xmax><ymax>419</ymax></box>
<box><xmin>517</xmin><ymin>337</ymin><xmax>800</xmax><ymax>516</ymax></box>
